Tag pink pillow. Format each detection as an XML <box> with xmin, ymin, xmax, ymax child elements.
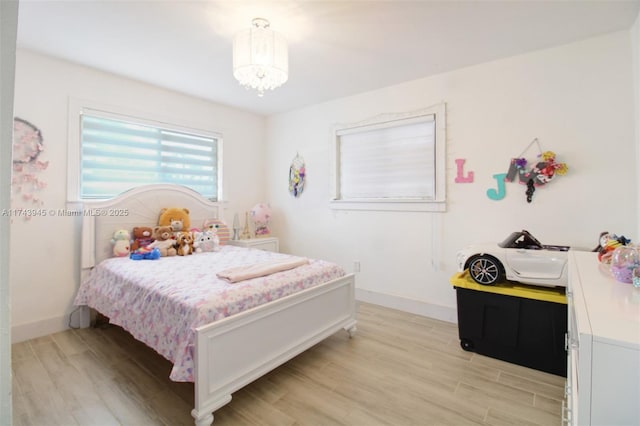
<box><xmin>203</xmin><ymin>219</ymin><xmax>230</xmax><ymax>245</ymax></box>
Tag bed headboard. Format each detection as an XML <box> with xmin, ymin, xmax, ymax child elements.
<box><xmin>81</xmin><ymin>184</ymin><xmax>223</xmax><ymax>269</ymax></box>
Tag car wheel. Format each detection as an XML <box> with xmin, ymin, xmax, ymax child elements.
<box><xmin>468</xmin><ymin>255</ymin><xmax>503</xmax><ymax>285</ymax></box>
<box><xmin>460</xmin><ymin>338</ymin><xmax>474</xmax><ymax>351</ymax></box>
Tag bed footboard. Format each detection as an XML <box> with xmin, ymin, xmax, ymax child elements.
<box><xmin>191</xmin><ymin>273</ymin><xmax>356</xmax><ymax>425</ymax></box>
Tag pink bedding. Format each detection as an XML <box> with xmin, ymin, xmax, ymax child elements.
<box><xmin>74</xmin><ymin>245</ymin><xmax>346</xmax><ymax>382</ymax></box>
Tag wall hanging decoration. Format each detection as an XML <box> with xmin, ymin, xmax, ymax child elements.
<box><xmin>504</xmin><ymin>138</ymin><xmax>568</xmax><ymax>203</ymax></box>
<box><xmin>288</xmin><ymin>153</ymin><xmax>305</xmax><ymax>197</ymax></box>
<box><xmin>454</xmin><ymin>158</ymin><xmax>474</xmax><ymax>183</ymax></box>
<box><xmin>12</xmin><ymin>117</ymin><xmax>49</xmax><ymax>219</ymax></box>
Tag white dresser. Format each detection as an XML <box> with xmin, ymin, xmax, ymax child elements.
<box><xmin>226</xmin><ymin>237</ymin><xmax>279</xmax><ymax>252</ymax></box>
<box><xmin>565</xmin><ymin>251</ymin><xmax>640</xmax><ymax>425</ymax></box>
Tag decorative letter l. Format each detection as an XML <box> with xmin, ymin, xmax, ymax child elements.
<box><xmin>454</xmin><ymin>159</ymin><xmax>474</xmax><ymax>183</ymax></box>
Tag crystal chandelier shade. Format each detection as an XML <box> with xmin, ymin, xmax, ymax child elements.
<box><xmin>233</xmin><ymin>18</ymin><xmax>288</xmax><ymax>97</ymax></box>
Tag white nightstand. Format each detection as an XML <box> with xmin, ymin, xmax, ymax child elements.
<box><xmin>227</xmin><ymin>237</ymin><xmax>279</xmax><ymax>252</ymax></box>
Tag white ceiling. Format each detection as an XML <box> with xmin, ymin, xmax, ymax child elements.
<box><xmin>17</xmin><ymin>0</ymin><xmax>640</xmax><ymax>116</ymax></box>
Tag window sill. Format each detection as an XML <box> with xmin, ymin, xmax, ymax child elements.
<box><xmin>329</xmin><ymin>199</ymin><xmax>446</xmax><ymax>212</ymax></box>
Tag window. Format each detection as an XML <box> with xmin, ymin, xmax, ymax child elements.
<box><xmin>68</xmin><ymin>102</ymin><xmax>221</xmax><ymax>201</ymax></box>
<box><xmin>331</xmin><ymin>103</ymin><xmax>446</xmax><ymax>212</ymax></box>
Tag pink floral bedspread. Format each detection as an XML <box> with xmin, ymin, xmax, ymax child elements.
<box><xmin>74</xmin><ymin>245</ymin><xmax>346</xmax><ymax>382</ymax></box>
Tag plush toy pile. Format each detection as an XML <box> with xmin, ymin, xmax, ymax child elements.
<box><xmin>110</xmin><ymin>207</ymin><xmax>225</xmax><ymax>260</ymax></box>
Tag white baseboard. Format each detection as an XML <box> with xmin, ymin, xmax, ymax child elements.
<box><xmin>355</xmin><ymin>288</ymin><xmax>457</xmax><ymax>324</ymax></box>
<box><xmin>11</xmin><ymin>312</ymin><xmax>77</xmax><ymax>343</ymax></box>
<box><xmin>12</xmin><ymin>292</ymin><xmax>457</xmax><ymax>343</ymax></box>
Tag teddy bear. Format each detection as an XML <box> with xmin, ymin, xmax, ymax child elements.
<box><xmin>147</xmin><ymin>225</ymin><xmax>177</xmax><ymax>257</ymax></box>
<box><xmin>130</xmin><ymin>226</ymin><xmax>155</xmax><ymax>251</ymax></box>
<box><xmin>111</xmin><ymin>229</ymin><xmax>131</xmax><ymax>257</ymax></box>
<box><xmin>158</xmin><ymin>207</ymin><xmax>191</xmax><ymax>235</ymax></box>
<box><xmin>193</xmin><ymin>230</ymin><xmax>219</xmax><ymax>253</ymax></box>
<box><xmin>176</xmin><ymin>232</ymin><xmax>194</xmax><ymax>256</ymax></box>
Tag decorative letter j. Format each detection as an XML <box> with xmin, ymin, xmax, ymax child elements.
<box><xmin>486</xmin><ymin>173</ymin><xmax>507</xmax><ymax>200</ymax></box>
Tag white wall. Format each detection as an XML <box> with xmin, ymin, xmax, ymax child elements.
<box><xmin>633</xmin><ymin>11</ymin><xmax>640</xmax><ymax>239</ymax></box>
<box><xmin>266</xmin><ymin>31</ymin><xmax>637</xmax><ymax>322</ymax></box>
<box><xmin>11</xmin><ymin>49</ymin><xmax>266</xmax><ymax>342</ymax></box>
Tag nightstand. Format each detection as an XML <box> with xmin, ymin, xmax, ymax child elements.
<box><xmin>227</xmin><ymin>237</ymin><xmax>279</xmax><ymax>252</ymax></box>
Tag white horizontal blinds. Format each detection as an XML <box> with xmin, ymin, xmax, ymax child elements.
<box><xmin>81</xmin><ymin>114</ymin><xmax>217</xmax><ymax>199</ymax></box>
<box><xmin>339</xmin><ymin>117</ymin><xmax>436</xmax><ymax>200</ymax></box>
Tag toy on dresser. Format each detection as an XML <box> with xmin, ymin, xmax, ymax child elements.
<box><xmin>594</xmin><ymin>231</ymin><xmax>631</xmax><ymax>264</ymax></box>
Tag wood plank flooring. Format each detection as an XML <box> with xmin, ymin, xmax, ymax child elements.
<box><xmin>12</xmin><ymin>303</ymin><xmax>565</xmax><ymax>425</ymax></box>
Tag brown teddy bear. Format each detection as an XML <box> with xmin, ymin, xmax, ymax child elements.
<box><xmin>130</xmin><ymin>226</ymin><xmax>154</xmax><ymax>251</ymax></box>
<box><xmin>147</xmin><ymin>226</ymin><xmax>177</xmax><ymax>256</ymax></box>
<box><xmin>158</xmin><ymin>207</ymin><xmax>191</xmax><ymax>234</ymax></box>
<box><xmin>176</xmin><ymin>232</ymin><xmax>194</xmax><ymax>256</ymax></box>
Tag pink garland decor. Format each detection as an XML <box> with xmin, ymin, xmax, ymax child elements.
<box><xmin>12</xmin><ymin>118</ymin><xmax>48</xmax><ymax>219</ymax></box>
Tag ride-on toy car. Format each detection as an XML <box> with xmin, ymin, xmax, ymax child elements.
<box><xmin>456</xmin><ymin>230</ymin><xmax>570</xmax><ymax>287</ymax></box>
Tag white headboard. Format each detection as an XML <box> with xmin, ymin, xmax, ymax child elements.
<box><xmin>81</xmin><ymin>184</ymin><xmax>222</xmax><ymax>269</ymax></box>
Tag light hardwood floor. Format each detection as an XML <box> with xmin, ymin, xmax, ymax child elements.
<box><xmin>12</xmin><ymin>303</ymin><xmax>565</xmax><ymax>425</ymax></box>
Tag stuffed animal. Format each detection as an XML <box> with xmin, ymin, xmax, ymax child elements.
<box><xmin>193</xmin><ymin>230</ymin><xmax>219</xmax><ymax>253</ymax></box>
<box><xmin>130</xmin><ymin>226</ymin><xmax>154</xmax><ymax>251</ymax></box>
<box><xmin>158</xmin><ymin>207</ymin><xmax>191</xmax><ymax>234</ymax></box>
<box><xmin>176</xmin><ymin>232</ymin><xmax>194</xmax><ymax>256</ymax></box>
<box><xmin>203</xmin><ymin>218</ymin><xmax>230</xmax><ymax>245</ymax></box>
<box><xmin>111</xmin><ymin>229</ymin><xmax>131</xmax><ymax>257</ymax></box>
<box><xmin>147</xmin><ymin>226</ymin><xmax>177</xmax><ymax>257</ymax></box>
<box><xmin>596</xmin><ymin>232</ymin><xmax>631</xmax><ymax>263</ymax></box>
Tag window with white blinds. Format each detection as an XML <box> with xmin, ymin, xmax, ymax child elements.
<box><xmin>331</xmin><ymin>104</ymin><xmax>446</xmax><ymax>212</ymax></box>
<box><xmin>79</xmin><ymin>113</ymin><xmax>219</xmax><ymax>200</ymax></box>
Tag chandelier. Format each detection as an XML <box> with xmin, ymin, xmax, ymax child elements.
<box><xmin>233</xmin><ymin>18</ymin><xmax>288</xmax><ymax>97</ymax></box>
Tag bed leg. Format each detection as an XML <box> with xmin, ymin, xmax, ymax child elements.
<box><xmin>79</xmin><ymin>306</ymin><xmax>91</xmax><ymax>328</ymax></box>
<box><xmin>191</xmin><ymin>410</ymin><xmax>214</xmax><ymax>426</ymax></box>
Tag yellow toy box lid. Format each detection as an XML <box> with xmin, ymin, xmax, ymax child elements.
<box><xmin>450</xmin><ymin>270</ymin><xmax>567</xmax><ymax>304</ymax></box>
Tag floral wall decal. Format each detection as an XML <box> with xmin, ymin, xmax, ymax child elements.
<box><xmin>289</xmin><ymin>153</ymin><xmax>305</xmax><ymax>197</ymax></box>
<box><xmin>12</xmin><ymin>117</ymin><xmax>49</xmax><ymax>218</ymax></box>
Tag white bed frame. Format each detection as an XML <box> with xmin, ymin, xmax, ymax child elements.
<box><xmin>78</xmin><ymin>184</ymin><xmax>357</xmax><ymax>425</ymax></box>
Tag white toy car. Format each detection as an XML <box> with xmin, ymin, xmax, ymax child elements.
<box><xmin>456</xmin><ymin>230</ymin><xmax>570</xmax><ymax>287</ymax></box>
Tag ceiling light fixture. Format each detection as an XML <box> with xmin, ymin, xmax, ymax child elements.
<box><xmin>233</xmin><ymin>18</ymin><xmax>288</xmax><ymax>97</ymax></box>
